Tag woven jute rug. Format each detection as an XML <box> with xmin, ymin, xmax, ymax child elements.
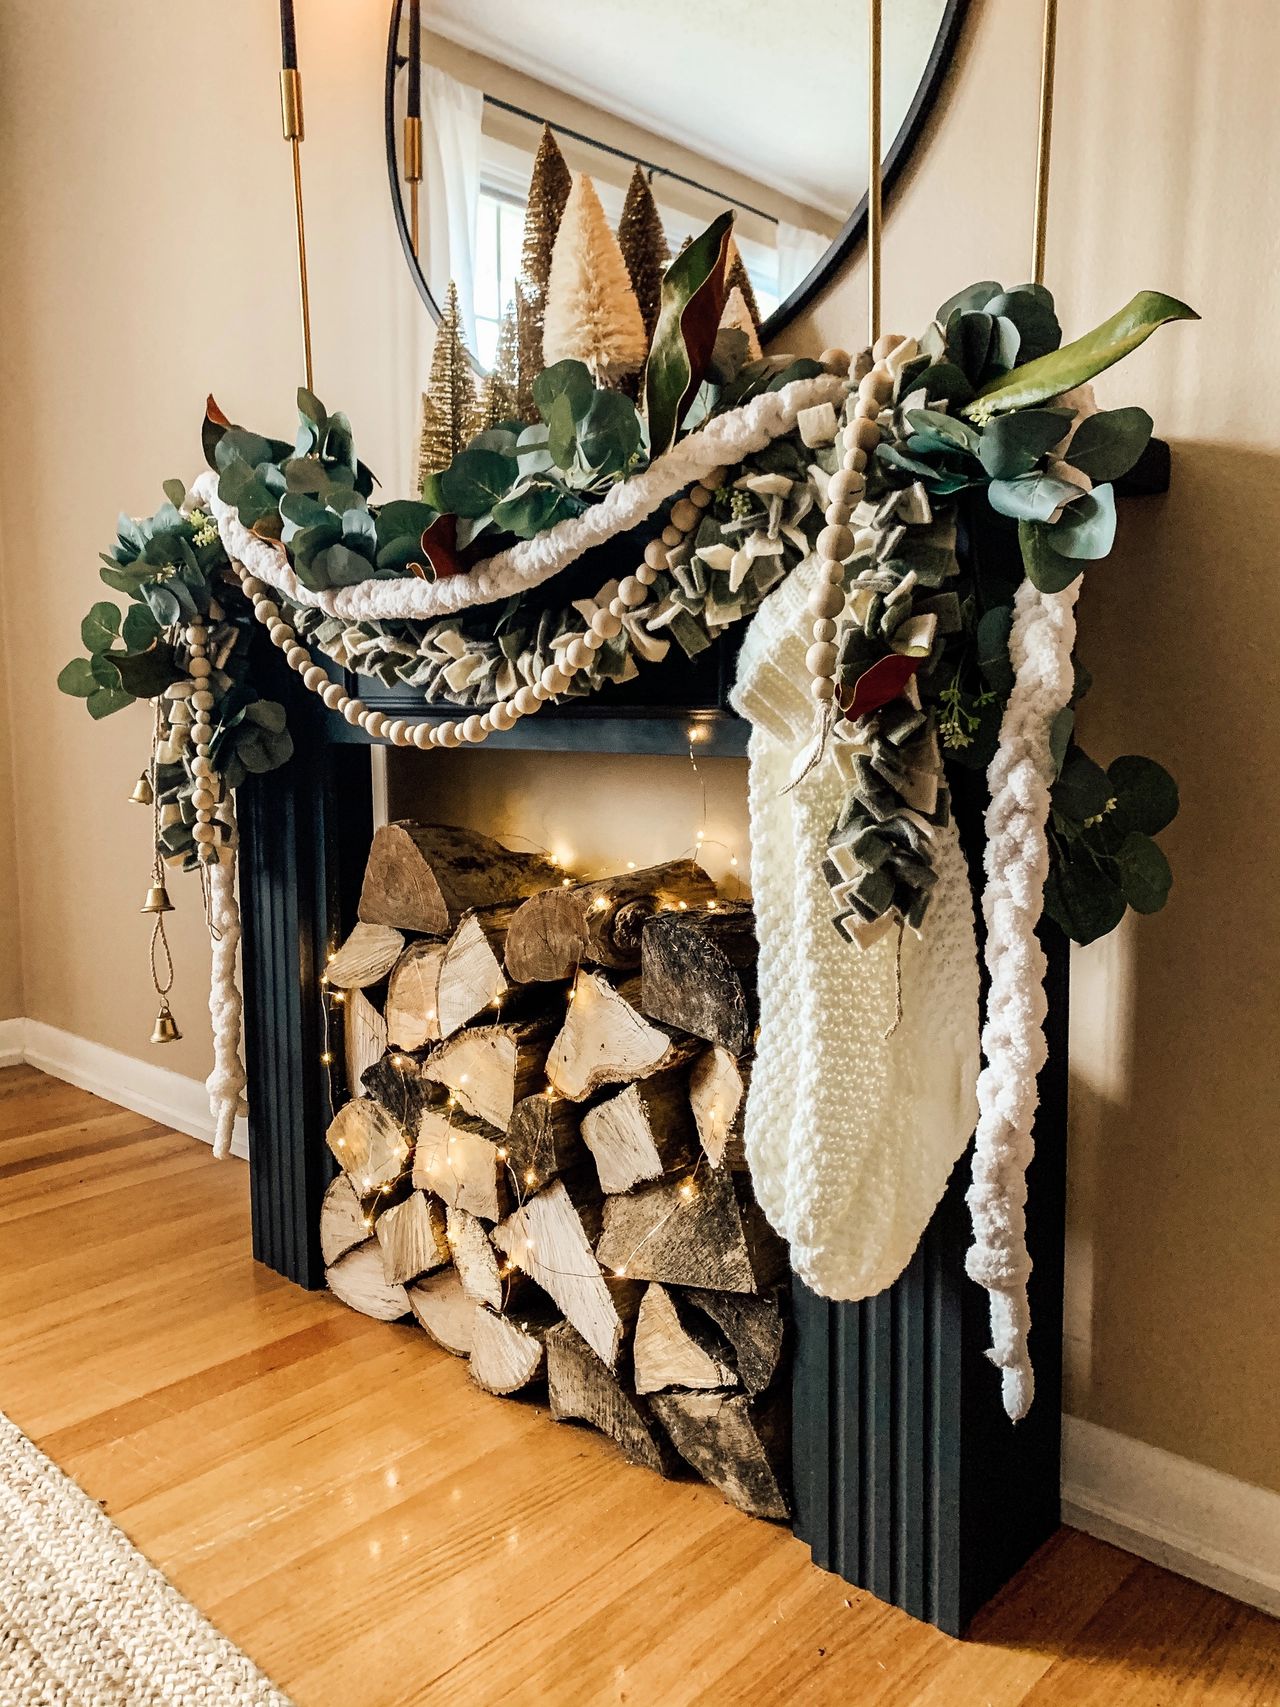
<box><xmin>0</xmin><ymin>1409</ymin><xmax>294</xmax><ymax>1706</ymax></box>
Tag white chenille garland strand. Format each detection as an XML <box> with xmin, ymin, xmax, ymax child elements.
<box><xmin>206</xmin><ymin>795</ymin><xmax>247</xmax><ymax>1159</ymax></box>
<box><xmin>967</xmin><ymin>574</ymin><xmax>1080</xmax><ymax>1422</ymax></box>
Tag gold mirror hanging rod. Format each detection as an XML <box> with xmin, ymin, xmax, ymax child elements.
<box><xmin>1030</xmin><ymin>0</ymin><xmax>1059</xmax><ymax>287</ymax></box>
<box><xmin>404</xmin><ymin>118</ymin><xmax>423</xmax><ymax>256</ymax></box>
<box><xmin>280</xmin><ymin>67</ymin><xmax>315</xmax><ymax>391</ymax></box>
<box><xmin>867</xmin><ymin>0</ymin><xmax>883</xmax><ymax>345</ymax></box>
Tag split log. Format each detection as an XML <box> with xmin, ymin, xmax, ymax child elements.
<box><xmin>325</xmin><ymin>1097</ymin><xmax>408</xmax><ymax>1192</ymax></box>
<box><xmin>446</xmin><ymin>1205</ymin><xmax>505</xmax><ymax>1309</ymax></box>
<box><xmin>689</xmin><ymin>1047</ymin><xmax>750</xmax><ymax>1170</ymax></box>
<box><xmin>581</xmin><ymin>1063</ymin><xmax>698</xmax><ymax>1194</ymax></box>
<box><xmin>429</xmin><ymin>903</ymin><xmax>521</xmax><ymax>1038</ymax></box>
<box><xmin>504</xmin><ymin>859</ymin><xmax>717</xmax><ymax>982</ymax></box>
<box><xmin>384</xmin><ymin>941</ymin><xmax>446</xmax><ymax>1052</ymax></box>
<box><xmin>344</xmin><ymin>990</ymin><xmax>388</xmax><ymax>1088</ymax></box>
<box><xmin>595</xmin><ymin>1167</ymin><xmax>786</xmax><ymax>1294</ymax></box>
<box><xmin>421</xmin><ymin>1017</ymin><xmax>556</xmax><ymax>1131</ymax></box>
<box><xmin>375</xmin><ymin>1190</ymin><xmax>450</xmax><ymax>1285</ymax></box>
<box><xmin>326</xmin><ymin>1242</ymin><xmax>410</xmax><ymax>1322</ymax></box>
<box><xmin>649</xmin><ymin>1391</ymin><xmax>789</xmax><ymax>1520</ymax></box>
<box><xmin>413</xmin><ymin>1104</ymin><xmax>507</xmax><ymax>1222</ymax></box>
<box><xmin>546</xmin><ymin>973</ymin><xmax>688</xmax><ymax>1102</ymax></box>
<box><xmin>493</xmin><ymin>1180</ymin><xmax>638</xmax><ymax>1369</ymax></box>
<box><xmin>640</xmin><ymin>904</ymin><xmax>758</xmax><ymax>1053</ymax></box>
<box><xmin>361</xmin><ymin>1051</ymin><xmax>443</xmax><ymax>1135</ymax></box>
<box><xmin>359</xmin><ymin>822</ymin><xmax>558</xmax><ymax>935</ymax></box>
<box><xmin>319</xmin><ymin>1172</ymin><xmax>368</xmax><ymax>1267</ymax></box>
<box><xmin>503</xmin><ymin>1093</ymin><xmax>586</xmax><ymax>1192</ymax></box>
<box><xmin>469</xmin><ymin>1306</ymin><xmax>555</xmax><ymax>1396</ymax></box>
<box><xmin>633</xmin><ymin>1284</ymin><xmax>738</xmax><ymax>1395</ymax></box>
<box><xmin>546</xmin><ymin>1324</ymin><xmax>675</xmax><ymax>1474</ymax></box>
<box><xmin>325</xmin><ymin>921</ymin><xmax>404</xmax><ymax>990</ymax></box>
<box><xmin>684</xmin><ymin>1289</ymin><xmax>785</xmax><ymax>1396</ymax></box>
<box><xmin>408</xmin><ymin>1268</ymin><xmax>476</xmax><ymax>1356</ymax></box>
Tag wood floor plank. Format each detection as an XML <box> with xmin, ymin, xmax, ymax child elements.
<box><xmin>1</xmin><ymin>1063</ymin><xmax>1273</xmax><ymax>1707</ymax></box>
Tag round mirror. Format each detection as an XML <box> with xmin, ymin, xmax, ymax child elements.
<box><xmin>385</xmin><ymin>0</ymin><xmax>968</xmax><ymax>370</ymax></box>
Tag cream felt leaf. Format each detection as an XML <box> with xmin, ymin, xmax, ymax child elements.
<box><xmin>542</xmin><ymin>175</ymin><xmax>648</xmax><ymax>384</ymax></box>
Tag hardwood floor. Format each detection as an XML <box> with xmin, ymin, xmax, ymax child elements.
<box><xmin>1</xmin><ymin>1063</ymin><xmax>1276</xmax><ymax>1706</ymax></box>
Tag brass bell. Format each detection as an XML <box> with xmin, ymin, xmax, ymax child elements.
<box><xmin>150</xmin><ymin>1002</ymin><xmax>182</xmax><ymax>1045</ymax></box>
<box><xmin>128</xmin><ymin>772</ymin><xmax>154</xmax><ymax>807</ymax></box>
<box><xmin>140</xmin><ymin>882</ymin><xmax>173</xmax><ymax>915</ymax></box>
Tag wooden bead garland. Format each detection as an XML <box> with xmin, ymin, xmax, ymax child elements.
<box><xmin>238</xmin><ymin>470</ymin><xmax>728</xmax><ymax>750</ymax></box>
<box><xmin>185</xmin><ymin>615</ymin><xmax>223</xmax><ymax>865</ymax></box>
<box><xmin>805</xmin><ymin>334</ymin><xmax>908</xmax><ymax>707</ymax></box>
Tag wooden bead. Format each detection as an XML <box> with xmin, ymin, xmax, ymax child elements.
<box><xmin>412</xmin><ymin>722</ymin><xmax>434</xmax><ymax>749</ymax></box>
<box><xmin>321</xmin><ymin>683</ymin><xmax>345</xmax><ymax>710</ymax></box>
<box><xmin>189</xmin><ymin>656</ymin><xmax>211</xmax><ymax>678</ymax></box>
<box><xmin>342</xmin><ymin>699</ymin><xmax>365</xmax><ymax>725</ymax></box>
<box><xmin>808</xmin><ymin>583</ymin><xmax>845</xmax><ymax>620</ymax></box>
<box><xmin>635</xmin><ymin>563</ymin><xmax>658</xmax><ymax>587</ymax></box>
<box><xmin>514</xmin><ymin>686</ymin><xmax>540</xmax><ymax>716</ymax></box>
<box><xmin>532</xmin><ymin>681</ymin><xmax>553</xmax><ymax>702</ymax></box>
<box><xmin>581</xmin><ymin>627</ymin><xmax>605</xmax><ymax>651</ymax></box>
<box><xmin>858</xmin><ymin>372</ymin><xmax>891</xmax><ymax>408</ymax></box>
<box><xmin>660</xmin><ymin>525</ymin><xmax>683</xmax><ymax>548</ymax></box>
<box><xmin>193</xmin><ymin>822</ymin><xmax>216</xmax><ymax>844</ymax></box>
<box><xmin>689</xmin><ymin>484</ymin><xmax>713</xmax><ymax>508</ymax></box>
<box><xmin>844</xmin><ymin>417</ymin><xmax>881</xmax><ymax>451</ymax></box>
<box><xmin>192</xmin><ymin>690</ymin><xmax>214</xmax><ymax>712</ymax></box>
<box><xmin>240</xmin><ymin>576</ymin><xmax>265</xmax><ymax>599</ymax></box>
<box><xmin>591</xmin><ymin>607</ymin><xmax>622</xmax><ymax>640</ymax></box>
<box><xmin>873</xmin><ymin>332</ymin><xmax>907</xmax><ymax>361</ymax></box>
<box><xmin>363</xmin><ymin>711</ymin><xmax>386</xmax><ymax>739</ymax></box>
<box><xmin>824</xmin><ymin>501</ymin><xmax>852</xmax><ymax>529</ymax></box>
<box><xmin>540</xmin><ymin>664</ymin><xmax>571</xmax><ymax>695</ymax></box>
<box><xmin>461</xmin><ymin>714</ymin><xmax>487</xmax><ymax>743</ymax></box>
<box><xmin>817</xmin><ymin>524</ymin><xmax>853</xmax><ymax>562</ymax></box>
<box><xmin>253</xmin><ymin>599</ymin><xmax>279</xmax><ymax>624</ymax></box>
<box><xmin>811</xmin><ymin>675</ymin><xmax>836</xmax><ymax>703</ymax></box>
<box><xmin>853</xmin><ymin>398</ymin><xmax>880</xmax><ymax>421</ymax></box>
<box><xmin>806</xmin><ymin>642</ymin><xmax>837</xmax><ymax>679</ymax></box>
<box><xmin>490</xmin><ymin>701</ymin><xmax>517</xmax><ymax>731</ymax></box>
<box><xmin>670</xmin><ymin>498</ymin><xmax>698</xmax><ymax>532</ymax></box>
<box><xmin>833</xmin><ymin>470</ymin><xmax>866</xmax><ymax>505</ymax></box>
<box><xmin>565</xmin><ymin>637</ymin><xmax>594</xmax><ymax>671</ymax></box>
<box><xmin>192</xmin><ymin>788</ymin><xmax>215</xmax><ymax>812</ymax></box>
<box><xmin>618</xmin><ymin>576</ymin><xmax>647</xmax><ymax>608</ymax></box>
<box><xmin>192</xmin><ymin>756</ymin><xmax>212</xmax><ymax>778</ymax></box>
<box><xmin>819</xmin><ymin>347</ymin><xmax>850</xmax><ymax>372</ymax></box>
<box><xmin>609</xmin><ymin>597</ymin><xmax>627</xmax><ymax>619</ymax></box>
<box><xmin>812</xmin><ymin>617</ymin><xmax>837</xmax><ymax>643</ymax></box>
<box><xmin>435</xmin><ymin>721</ymin><xmax>461</xmax><ymax>748</ymax></box>
<box><xmin>269</xmin><ymin>620</ymin><xmax>292</xmax><ymax>647</ymax></box>
<box><xmin>303</xmin><ymin>665</ymin><xmax>327</xmax><ymax>691</ymax></box>
<box><xmin>286</xmin><ymin>645</ymin><xmax>309</xmax><ymax>670</ymax></box>
<box><xmin>821</xmin><ymin>559</ymin><xmax>846</xmax><ymax>586</ymax></box>
<box><xmin>644</xmin><ymin>539</ymin><xmax>669</xmax><ymax>569</ymax></box>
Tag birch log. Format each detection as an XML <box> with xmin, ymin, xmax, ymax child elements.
<box><xmin>422</xmin><ymin>1017</ymin><xmax>556</xmax><ymax>1130</ymax></box>
<box><xmin>446</xmin><ymin>1205</ymin><xmax>506</xmax><ymax>1309</ymax></box>
<box><xmin>344</xmin><ymin>990</ymin><xmax>389</xmax><ymax>1088</ymax></box>
<box><xmin>408</xmin><ymin>1268</ymin><xmax>476</xmax><ymax>1356</ymax></box>
<box><xmin>325</xmin><ymin>921</ymin><xmax>404</xmax><ymax>989</ymax></box>
<box><xmin>595</xmin><ymin>1167</ymin><xmax>787</xmax><ymax>1294</ymax></box>
<box><xmin>650</xmin><ymin>1391</ymin><xmax>789</xmax><ymax>1520</ymax></box>
<box><xmin>413</xmin><ymin>1104</ymin><xmax>508</xmax><ymax>1221</ymax></box>
<box><xmin>325</xmin><ymin>1097</ymin><xmax>408</xmax><ymax>1192</ymax></box>
<box><xmin>546</xmin><ymin>973</ymin><xmax>687</xmax><ymax>1101</ymax></box>
<box><xmin>546</xmin><ymin>1324</ymin><xmax>675</xmax><ymax>1473</ymax></box>
<box><xmin>383</xmin><ymin>941</ymin><xmax>446</xmax><ymax>1052</ymax></box>
<box><xmin>640</xmin><ymin>904</ymin><xmax>758</xmax><ymax>1053</ymax></box>
<box><xmin>504</xmin><ymin>859</ymin><xmax>717</xmax><ymax>982</ymax></box>
<box><xmin>581</xmin><ymin>1063</ymin><xmax>698</xmax><ymax>1194</ymax></box>
<box><xmin>689</xmin><ymin>1047</ymin><xmax>750</xmax><ymax>1170</ymax></box>
<box><xmin>359</xmin><ymin>822</ymin><xmax>558</xmax><ymax>934</ymax></box>
<box><xmin>319</xmin><ymin>1172</ymin><xmax>368</xmax><ymax>1267</ymax></box>
<box><xmin>376</xmin><ymin>1190</ymin><xmax>450</xmax><ymax>1285</ymax></box>
<box><xmin>633</xmin><ymin>1283</ymin><xmax>738</xmax><ymax>1394</ymax></box>
<box><xmin>684</xmin><ymin>1288</ymin><xmax>785</xmax><ymax>1395</ymax></box>
<box><xmin>326</xmin><ymin>1242</ymin><xmax>411</xmax><ymax>1322</ymax></box>
<box><xmin>469</xmin><ymin>1307</ymin><xmax>551</xmax><ymax>1395</ymax></box>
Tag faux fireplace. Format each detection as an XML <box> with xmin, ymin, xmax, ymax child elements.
<box><xmin>231</xmin><ymin>480</ymin><xmax>1170</xmax><ymax>1634</ymax></box>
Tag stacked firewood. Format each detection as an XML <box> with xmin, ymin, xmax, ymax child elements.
<box><xmin>320</xmin><ymin>822</ymin><xmax>788</xmax><ymax>1520</ymax></box>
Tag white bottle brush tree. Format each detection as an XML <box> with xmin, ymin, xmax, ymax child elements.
<box><xmin>542</xmin><ymin>174</ymin><xmax>648</xmax><ymax>385</ymax></box>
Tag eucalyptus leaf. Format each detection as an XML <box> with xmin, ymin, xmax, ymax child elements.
<box><xmin>57</xmin><ymin>657</ymin><xmax>96</xmax><ymax>698</ymax></box>
<box><xmin>86</xmin><ymin>685</ymin><xmax>135</xmax><ymax>720</ymax></box>
<box><xmin>491</xmin><ymin>482</ymin><xmax>579</xmax><ymax>539</ymax></box>
<box><xmin>965</xmin><ymin>291</ymin><xmax>1198</xmax><ymax>421</ymax></box>
<box><xmin>81</xmin><ymin>602</ymin><xmax>121</xmax><ymax>654</ymax></box>
<box><xmin>1043</xmin><ymin>856</ymin><xmax>1127</xmax><ymax>945</ymax></box>
<box><xmin>577</xmin><ymin>388</ymin><xmax>642</xmax><ymax>476</ymax></box>
<box><xmin>144</xmin><ymin>583</ymin><xmax>182</xmax><ymax>626</ymax></box>
<box><xmin>1065</xmin><ymin>407</ymin><xmax>1153</xmax><ymax>483</ymax></box>
<box><xmin>1116</xmin><ymin>831</ymin><xmax>1172</xmax><ymax>914</ymax></box>
<box><xmin>440</xmin><ymin>448</ymin><xmax>518</xmax><ymax>518</ymax></box>
<box><xmin>1053</xmin><ymin>484</ymin><xmax>1117</xmax><ymax>559</ymax></box>
<box><xmin>545</xmin><ymin>392</ymin><xmax>578</xmax><ymax>470</ymax></box>
<box><xmin>1053</xmin><ymin>749</ymin><xmax>1112</xmax><ymax>823</ymax></box>
<box><xmin>904</xmin><ymin>408</ymin><xmax>981</xmax><ymax>454</ymax></box>
<box><xmin>984</xmin><ymin>289</ymin><xmax>1062</xmax><ymax>363</ymax></box>
<box><xmin>311</xmin><ymin>541</ymin><xmax>377</xmax><ymax>587</ymax></box>
<box><xmin>989</xmin><ymin>471</ymin><xmax>1086</xmax><ymax>522</ymax></box>
<box><xmin>1108</xmin><ymin>754</ymin><xmax>1179</xmax><ymax>835</ymax></box>
<box><xmin>162</xmin><ymin>478</ymin><xmax>187</xmax><ymax>509</ymax></box>
<box><xmin>935</xmin><ymin>281</ymin><xmax>1002</xmax><ymax>322</ymax></box>
<box><xmin>533</xmin><ymin>360</ymin><xmax>594</xmax><ymax>424</ymax></box>
<box><xmin>121</xmin><ymin>604</ymin><xmax>159</xmax><ymax>651</ymax></box>
<box><xmin>976</xmin><ymin>604</ymin><xmax>1013</xmax><ymax>694</ymax></box>
<box><xmin>978</xmin><ymin>408</ymin><xmax>1069</xmax><ymax>480</ymax></box>
<box><xmin>1017</xmin><ymin>520</ymin><xmax>1083</xmax><ymax>593</ymax></box>
<box><xmin>1049</xmin><ymin>707</ymin><xmax>1075</xmax><ymax>777</ymax></box>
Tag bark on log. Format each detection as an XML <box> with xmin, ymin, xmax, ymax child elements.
<box><xmin>319</xmin><ymin>1172</ymin><xmax>368</xmax><ymax>1267</ymax></box>
<box><xmin>595</xmin><ymin>1167</ymin><xmax>787</xmax><ymax>1294</ymax></box>
<box><xmin>384</xmin><ymin>942</ymin><xmax>446</xmax><ymax>1052</ymax></box>
<box><xmin>375</xmin><ymin>1190</ymin><xmax>450</xmax><ymax>1286</ymax></box>
<box><xmin>546</xmin><ymin>1323</ymin><xmax>676</xmax><ymax>1474</ymax></box>
<box><xmin>504</xmin><ymin>859</ymin><xmax>717</xmax><ymax>983</ymax></box>
<box><xmin>413</xmin><ymin>1104</ymin><xmax>508</xmax><ymax>1222</ymax></box>
<box><xmin>503</xmin><ymin>1093</ymin><xmax>586</xmax><ymax>1192</ymax></box>
<box><xmin>325</xmin><ymin>922</ymin><xmax>404</xmax><ymax>990</ymax></box>
<box><xmin>469</xmin><ymin>1306</ymin><xmax>555</xmax><ymax>1396</ymax></box>
<box><xmin>361</xmin><ymin>1051</ymin><xmax>443</xmax><ymax>1135</ymax></box>
<box><xmin>408</xmin><ymin>1268</ymin><xmax>476</xmax><ymax>1356</ymax></box>
<box><xmin>581</xmin><ymin>1063</ymin><xmax>698</xmax><ymax>1194</ymax></box>
<box><xmin>326</xmin><ymin>1241</ymin><xmax>411</xmax><ymax>1322</ymax></box>
<box><xmin>684</xmin><ymin>1288</ymin><xmax>785</xmax><ymax>1396</ymax></box>
<box><xmin>344</xmin><ymin>990</ymin><xmax>389</xmax><ymax>1088</ymax></box>
<box><xmin>649</xmin><ymin>1391</ymin><xmax>789</xmax><ymax>1520</ymax></box>
<box><xmin>689</xmin><ymin>1047</ymin><xmax>750</xmax><ymax>1171</ymax></box>
<box><xmin>359</xmin><ymin>822</ymin><xmax>559</xmax><ymax>935</ymax></box>
<box><xmin>422</xmin><ymin>1017</ymin><xmax>556</xmax><ymax>1131</ymax></box>
<box><xmin>493</xmin><ymin>1179</ymin><xmax>638</xmax><ymax>1369</ymax></box>
<box><xmin>446</xmin><ymin>1205</ymin><xmax>505</xmax><ymax>1309</ymax></box>
<box><xmin>325</xmin><ymin>1097</ymin><xmax>409</xmax><ymax>1192</ymax></box>
<box><xmin>633</xmin><ymin>1283</ymin><xmax>738</xmax><ymax>1395</ymax></box>
<box><xmin>640</xmin><ymin>904</ymin><xmax>758</xmax><ymax>1053</ymax></box>
<box><xmin>546</xmin><ymin>973</ymin><xmax>688</xmax><ymax>1102</ymax></box>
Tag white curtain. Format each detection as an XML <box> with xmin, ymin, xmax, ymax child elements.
<box><xmin>420</xmin><ymin>64</ymin><xmax>484</xmax><ymax>353</ymax></box>
<box><xmin>775</xmin><ymin>221</ymin><xmax>830</xmax><ymax>302</ymax></box>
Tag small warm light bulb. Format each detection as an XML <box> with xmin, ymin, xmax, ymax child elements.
<box><xmin>332</xmin><ymin>991</ymin><xmax>346</xmax><ymax>1004</ymax></box>
<box><xmin>525</xmin><ymin>1237</ymin><xmax>535</xmax><ymax>1252</ymax></box>
<box><xmin>708</xmin><ymin>899</ymin><xmax>718</xmax><ymax>910</ymax></box>
<box><xmin>561</xmin><ymin>877</ymin><xmax>572</xmax><ymax>888</ymax></box>
<box><xmin>336</xmin><ymin>1137</ymin><xmax>346</xmax><ymax>1149</ymax></box>
<box><xmin>321</xmin><ymin>1052</ymin><xmax>334</xmax><ymax>1065</ymax></box>
<box><xmin>524</xmin><ymin>1169</ymin><xmax>537</xmax><ymax>1187</ymax></box>
<box><xmin>679</xmin><ymin>1181</ymin><xmax>694</xmax><ymax>1200</ymax></box>
<box><xmin>496</xmin><ymin>1146</ymin><xmax>508</xmax><ymax>1160</ymax></box>
<box><xmin>627</xmin><ymin>860</ymin><xmax>637</xmax><ymax>871</ymax></box>
<box><xmin>364</xmin><ymin>1217</ymin><xmax>373</xmax><ymax>1229</ymax></box>
<box><xmin>730</xmin><ymin>855</ymin><xmax>739</xmax><ymax>867</ymax></box>
<box><xmin>592</xmin><ymin>895</ymin><xmax>609</xmax><ymax>912</ymax></box>
<box><xmin>613</xmin><ymin>1266</ymin><xmax>627</xmax><ymax>1278</ymax></box>
<box><xmin>459</xmin><ymin>1073</ymin><xmax>470</xmax><ymax>1085</ymax></box>
<box><xmin>696</xmin><ymin>830</ymin><xmax>705</xmax><ymax>843</ymax></box>
<box><xmin>677</xmin><ymin>900</ymin><xmax>688</xmax><ymax>910</ymax></box>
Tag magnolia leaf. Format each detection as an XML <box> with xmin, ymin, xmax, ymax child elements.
<box><xmin>1017</xmin><ymin>520</ymin><xmax>1083</xmax><ymax>593</ymax></box>
<box><xmin>202</xmin><ymin>394</ymin><xmax>233</xmax><ymax>469</ymax></box>
<box><xmin>644</xmin><ymin>210</ymin><xmax>734</xmax><ymax>456</ymax></box>
<box><xmin>1053</xmin><ymin>484</ymin><xmax>1117</xmax><ymax>559</ymax></box>
<box><xmin>1109</xmin><ymin>754</ymin><xmax>1179</xmax><ymax>835</ymax></box>
<box><xmin>978</xmin><ymin>408</ymin><xmax>1069</xmax><ymax>479</ymax></box>
<box><xmin>57</xmin><ymin>657</ymin><xmax>96</xmax><ymax>698</ymax></box>
<box><xmin>1065</xmin><ymin>406</ymin><xmax>1154</xmax><ymax>483</ymax></box>
<box><xmin>81</xmin><ymin>602</ymin><xmax>121</xmax><ymax>654</ymax></box>
<box><xmin>989</xmin><ymin>471</ymin><xmax>1086</xmax><ymax>522</ymax></box>
<box><xmin>419</xmin><ymin>512</ymin><xmax>465</xmax><ymax>578</ymax></box>
<box><xmin>965</xmin><ymin>291</ymin><xmax>1198</xmax><ymax>421</ymax></box>
<box><xmin>1044</xmin><ymin>856</ymin><xmax>1127</xmax><ymax>946</ymax></box>
<box><xmin>533</xmin><ymin>360</ymin><xmax>594</xmax><ymax>425</ymax></box>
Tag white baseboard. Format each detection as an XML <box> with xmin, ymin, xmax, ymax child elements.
<box><xmin>1063</xmin><ymin>1414</ymin><xmax>1280</xmax><ymax>1617</ymax></box>
<box><xmin>6</xmin><ymin>1018</ymin><xmax>248</xmax><ymax>1160</ymax></box>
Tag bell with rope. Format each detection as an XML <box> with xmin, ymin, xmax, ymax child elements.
<box><xmin>150</xmin><ymin>1001</ymin><xmax>182</xmax><ymax>1045</ymax></box>
<box><xmin>140</xmin><ymin>880</ymin><xmax>173</xmax><ymax>914</ymax></box>
<box><xmin>128</xmin><ymin>772</ymin><xmax>154</xmax><ymax>806</ymax></box>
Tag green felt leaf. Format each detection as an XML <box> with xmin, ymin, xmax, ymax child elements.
<box><xmin>121</xmin><ymin>604</ymin><xmax>159</xmax><ymax>651</ymax></box>
<box><xmin>1017</xmin><ymin>520</ymin><xmax>1083</xmax><ymax>593</ymax></box>
<box><xmin>965</xmin><ymin>291</ymin><xmax>1198</xmax><ymax>421</ymax></box>
<box><xmin>533</xmin><ymin>360</ymin><xmax>594</xmax><ymax>425</ymax></box>
<box><xmin>57</xmin><ymin>657</ymin><xmax>96</xmax><ymax>698</ymax></box>
<box><xmin>242</xmin><ymin>698</ymin><xmax>287</xmax><ymax>733</ymax></box>
<box><xmin>644</xmin><ymin>210</ymin><xmax>734</xmax><ymax>456</ymax></box>
<box><xmin>1054</xmin><ymin>749</ymin><xmax>1112</xmax><ymax>822</ymax></box>
<box><xmin>918</xmin><ymin>361</ymin><xmax>977</xmax><ymax>409</ymax></box>
<box><xmin>989</xmin><ymin>471</ymin><xmax>1085</xmax><ymax>522</ymax></box>
<box><xmin>439</xmin><ymin>448</ymin><xmax>518</xmax><ymax>518</ymax></box>
<box><xmin>1065</xmin><ymin>407</ymin><xmax>1154</xmax><ymax>483</ymax></box>
<box><xmin>1044</xmin><ymin>856</ymin><xmax>1127</xmax><ymax>945</ymax></box>
<box><xmin>1053</xmin><ymin>484</ymin><xmax>1117</xmax><ymax>559</ymax></box>
<box><xmin>1109</xmin><ymin>754</ymin><xmax>1179</xmax><ymax>835</ymax></box>
<box><xmin>978</xmin><ymin>409</ymin><xmax>1069</xmax><ymax>480</ymax></box>
<box><xmin>81</xmin><ymin>602</ymin><xmax>121</xmax><ymax>654</ymax></box>
<box><xmin>1116</xmin><ymin>831</ymin><xmax>1172</xmax><ymax>913</ymax></box>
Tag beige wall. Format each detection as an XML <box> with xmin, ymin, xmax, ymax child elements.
<box><xmin>0</xmin><ymin>1</ymin><xmax>1275</xmax><ymax>1492</ymax></box>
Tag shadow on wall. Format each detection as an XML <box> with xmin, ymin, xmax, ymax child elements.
<box><xmin>1065</xmin><ymin>442</ymin><xmax>1280</xmax><ymax>1493</ymax></box>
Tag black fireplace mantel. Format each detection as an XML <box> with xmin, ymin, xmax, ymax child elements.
<box><xmin>235</xmin><ymin>444</ymin><xmax>1168</xmax><ymax>1634</ymax></box>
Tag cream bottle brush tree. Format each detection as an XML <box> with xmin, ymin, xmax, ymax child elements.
<box><xmin>542</xmin><ymin>174</ymin><xmax>648</xmax><ymax>385</ymax></box>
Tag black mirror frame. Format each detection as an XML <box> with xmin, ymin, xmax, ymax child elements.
<box><xmin>384</xmin><ymin>0</ymin><xmax>971</xmax><ymax>364</ymax></box>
